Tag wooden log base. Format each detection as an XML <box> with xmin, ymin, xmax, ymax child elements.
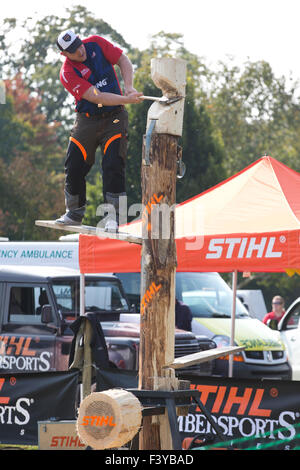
<box><xmin>35</xmin><ymin>220</ymin><xmax>142</xmax><ymax>245</ymax></box>
<box><xmin>76</xmin><ymin>389</ymin><xmax>142</xmax><ymax>450</ymax></box>
<box><xmin>145</xmin><ymin>375</ymin><xmax>179</xmax><ymax>391</ymax></box>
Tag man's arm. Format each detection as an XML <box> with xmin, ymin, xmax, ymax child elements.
<box><xmin>81</xmin><ymin>52</ymin><xmax>141</xmax><ymax>105</ymax></box>
<box><xmin>81</xmin><ymin>85</ymin><xmax>143</xmax><ymax>106</ymax></box>
<box><xmin>117</xmin><ymin>53</ymin><xmax>137</xmax><ymax>95</ymax></box>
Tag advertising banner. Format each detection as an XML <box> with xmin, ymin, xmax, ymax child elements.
<box><xmin>96</xmin><ymin>369</ymin><xmax>300</xmax><ymax>450</ymax></box>
<box><xmin>0</xmin><ymin>242</ymin><xmax>79</xmax><ymax>268</ymax></box>
<box><xmin>0</xmin><ymin>334</ymin><xmax>57</xmax><ymax>373</ymax></box>
<box><xmin>179</xmin><ymin>375</ymin><xmax>300</xmax><ymax>450</ymax></box>
<box><xmin>0</xmin><ymin>370</ymin><xmax>79</xmax><ymax>445</ymax></box>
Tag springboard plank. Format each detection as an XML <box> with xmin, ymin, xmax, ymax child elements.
<box><xmin>165</xmin><ymin>346</ymin><xmax>245</xmax><ymax>369</ymax></box>
<box><xmin>35</xmin><ymin>220</ymin><xmax>142</xmax><ymax>245</ymax></box>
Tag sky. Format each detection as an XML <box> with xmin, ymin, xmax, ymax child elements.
<box><xmin>1</xmin><ymin>0</ymin><xmax>300</xmax><ymax>83</ymax></box>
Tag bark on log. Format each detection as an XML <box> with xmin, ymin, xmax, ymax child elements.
<box><xmin>138</xmin><ymin>133</ymin><xmax>178</xmax><ymax>450</ymax></box>
<box><xmin>139</xmin><ymin>133</ymin><xmax>178</xmax><ymax>389</ymax></box>
<box><xmin>138</xmin><ymin>57</ymin><xmax>186</xmax><ymax>451</ymax></box>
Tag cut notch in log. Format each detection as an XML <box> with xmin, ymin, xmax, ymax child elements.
<box><xmin>147</xmin><ymin>58</ymin><xmax>187</xmax><ymax>137</ymax></box>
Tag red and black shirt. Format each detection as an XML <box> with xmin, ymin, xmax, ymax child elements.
<box><xmin>59</xmin><ymin>35</ymin><xmax>123</xmax><ymax>115</ymax></box>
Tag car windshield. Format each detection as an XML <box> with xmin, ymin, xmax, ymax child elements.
<box><xmin>52</xmin><ymin>277</ymin><xmax>130</xmax><ymax>315</ymax></box>
<box><xmin>116</xmin><ymin>271</ymin><xmax>249</xmax><ymax>318</ymax></box>
<box><xmin>176</xmin><ymin>272</ymin><xmax>249</xmax><ymax>318</ymax></box>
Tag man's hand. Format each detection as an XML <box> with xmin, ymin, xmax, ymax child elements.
<box><xmin>125</xmin><ymin>91</ymin><xmax>144</xmax><ymax>103</ymax></box>
<box><xmin>124</xmin><ymin>85</ymin><xmax>138</xmax><ymax>96</ymax></box>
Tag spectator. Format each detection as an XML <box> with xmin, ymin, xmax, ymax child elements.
<box><xmin>175</xmin><ymin>298</ymin><xmax>193</xmax><ymax>331</ymax></box>
<box><xmin>262</xmin><ymin>295</ymin><xmax>285</xmax><ymax>328</ymax></box>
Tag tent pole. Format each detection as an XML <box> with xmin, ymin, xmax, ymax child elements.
<box><xmin>80</xmin><ymin>273</ymin><xmax>85</xmax><ymax>316</ymax></box>
<box><xmin>229</xmin><ymin>270</ymin><xmax>238</xmax><ymax>377</ymax></box>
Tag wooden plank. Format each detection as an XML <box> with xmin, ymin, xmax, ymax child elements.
<box><xmin>164</xmin><ymin>346</ymin><xmax>245</xmax><ymax>369</ymax></box>
<box><xmin>35</xmin><ymin>220</ymin><xmax>142</xmax><ymax>245</ymax></box>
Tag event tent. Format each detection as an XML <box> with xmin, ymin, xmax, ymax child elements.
<box><xmin>79</xmin><ymin>155</ymin><xmax>300</xmax><ymax>275</ymax></box>
<box><xmin>78</xmin><ymin>155</ymin><xmax>300</xmax><ymax>376</ymax></box>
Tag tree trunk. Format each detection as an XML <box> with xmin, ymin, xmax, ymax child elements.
<box><xmin>138</xmin><ymin>133</ymin><xmax>178</xmax><ymax>449</ymax></box>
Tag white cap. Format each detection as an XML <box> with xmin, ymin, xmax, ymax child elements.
<box><xmin>57</xmin><ymin>29</ymin><xmax>83</xmax><ymax>53</ymax></box>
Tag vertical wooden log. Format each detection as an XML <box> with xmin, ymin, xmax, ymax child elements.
<box><xmin>139</xmin><ymin>58</ymin><xmax>186</xmax><ymax>450</ymax></box>
<box><xmin>139</xmin><ymin>133</ymin><xmax>178</xmax><ymax>386</ymax></box>
<box><xmin>139</xmin><ymin>135</ymin><xmax>178</xmax><ymax>450</ymax></box>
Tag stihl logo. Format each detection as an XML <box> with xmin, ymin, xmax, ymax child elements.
<box><xmin>0</xmin><ymin>336</ymin><xmax>36</xmax><ymax>356</ymax></box>
<box><xmin>51</xmin><ymin>435</ymin><xmax>85</xmax><ymax>448</ymax></box>
<box><xmin>191</xmin><ymin>384</ymin><xmax>272</xmax><ymax>417</ymax></box>
<box><xmin>0</xmin><ymin>378</ymin><xmax>9</xmax><ymax>404</ymax></box>
<box><xmin>206</xmin><ymin>236</ymin><xmax>283</xmax><ymax>260</ymax></box>
<box><xmin>0</xmin><ymin>377</ymin><xmax>32</xmax><ymax>425</ymax></box>
<box><xmin>81</xmin><ymin>415</ymin><xmax>116</xmax><ymax>427</ymax></box>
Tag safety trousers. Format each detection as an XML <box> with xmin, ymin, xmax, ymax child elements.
<box><xmin>63</xmin><ymin>107</ymin><xmax>129</xmax><ymax>221</ymax></box>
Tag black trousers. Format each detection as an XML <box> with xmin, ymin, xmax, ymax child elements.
<box><xmin>64</xmin><ymin>107</ymin><xmax>129</xmax><ymax>208</ymax></box>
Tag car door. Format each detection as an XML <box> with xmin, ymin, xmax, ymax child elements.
<box><xmin>0</xmin><ymin>282</ymin><xmax>58</xmax><ymax>373</ymax></box>
<box><xmin>279</xmin><ymin>301</ymin><xmax>300</xmax><ymax>380</ymax></box>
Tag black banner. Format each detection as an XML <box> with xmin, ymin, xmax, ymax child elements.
<box><xmin>96</xmin><ymin>369</ymin><xmax>300</xmax><ymax>450</ymax></box>
<box><xmin>0</xmin><ymin>370</ymin><xmax>79</xmax><ymax>445</ymax></box>
<box><xmin>2</xmin><ymin>367</ymin><xmax>299</xmax><ymax>449</ymax></box>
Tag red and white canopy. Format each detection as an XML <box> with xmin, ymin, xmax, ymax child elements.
<box><xmin>79</xmin><ymin>156</ymin><xmax>300</xmax><ymax>274</ymax></box>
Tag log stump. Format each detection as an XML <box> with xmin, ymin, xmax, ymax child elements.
<box><xmin>76</xmin><ymin>389</ymin><xmax>142</xmax><ymax>449</ymax></box>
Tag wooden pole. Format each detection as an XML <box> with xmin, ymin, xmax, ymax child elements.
<box><xmin>138</xmin><ymin>58</ymin><xmax>186</xmax><ymax>450</ymax></box>
<box><xmin>229</xmin><ymin>269</ymin><xmax>238</xmax><ymax>377</ymax></box>
<box><xmin>82</xmin><ymin>319</ymin><xmax>92</xmax><ymax>399</ymax></box>
<box><xmin>80</xmin><ymin>271</ymin><xmax>92</xmax><ymax>399</ymax></box>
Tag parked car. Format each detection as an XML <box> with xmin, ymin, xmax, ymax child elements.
<box><xmin>116</xmin><ymin>271</ymin><xmax>292</xmax><ymax>380</ymax></box>
<box><xmin>237</xmin><ymin>289</ymin><xmax>267</xmax><ymax>321</ymax></box>
<box><xmin>0</xmin><ymin>266</ymin><xmax>215</xmax><ymax>377</ymax></box>
<box><xmin>270</xmin><ymin>298</ymin><xmax>300</xmax><ymax>381</ymax></box>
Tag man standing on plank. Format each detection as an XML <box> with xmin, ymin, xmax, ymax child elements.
<box><xmin>55</xmin><ymin>29</ymin><xmax>143</xmax><ymax>231</ymax></box>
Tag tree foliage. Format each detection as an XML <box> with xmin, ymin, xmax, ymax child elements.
<box><xmin>204</xmin><ymin>59</ymin><xmax>300</xmax><ymax>174</ymax></box>
<box><xmin>0</xmin><ymin>75</ymin><xmax>64</xmax><ymax>240</ymax></box>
